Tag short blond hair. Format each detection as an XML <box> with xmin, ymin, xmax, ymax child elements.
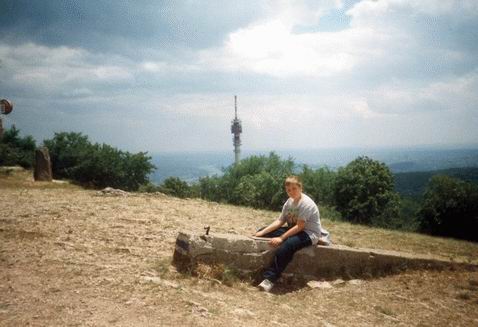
<box><xmin>284</xmin><ymin>175</ymin><xmax>302</xmax><ymax>188</ymax></box>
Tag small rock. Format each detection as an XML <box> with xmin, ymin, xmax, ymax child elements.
<box><xmin>187</xmin><ymin>300</ymin><xmax>202</xmax><ymax>307</ymax></box>
<box><xmin>125</xmin><ymin>300</ymin><xmax>134</xmax><ymax>305</ymax></box>
<box><xmin>280</xmin><ymin>303</ymin><xmax>292</xmax><ymax>310</ymax></box>
<box><xmin>115</xmin><ymin>247</ymin><xmax>132</xmax><ymax>254</ymax></box>
<box><xmin>188</xmin><ymin>301</ymin><xmax>210</xmax><ymax>317</ymax></box>
<box><xmin>331</xmin><ymin>278</ymin><xmax>346</xmax><ymax>285</ymax></box>
<box><xmin>232</xmin><ymin>308</ymin><xmax>255</xmax><ymax>317</ymax></box>
<box><xmin>141</xmin><ymin>276</ymin><xmax>179</xmax><ymax>288</ymax></box>
<box><xmin>307</xmin><ymin>281</ymin><xmax>333</xmax><ymax>289</ymax></box>
<box><xmin>97</xmin><ymin>187</ymin><xmax>129</xmax><ymax>197</ymax></box>
<box><xmin>348</xmin><ymin>279</ymin><xmax>364</xmax><ymax>286</ymax></box>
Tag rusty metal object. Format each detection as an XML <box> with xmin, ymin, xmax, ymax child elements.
<box><xmin>0</xmin><ymin>99</ymin><xmax>13</xmax><ymax>115</ymax></box>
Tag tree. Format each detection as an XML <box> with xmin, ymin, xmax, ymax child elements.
<box><xmin>43</xmin><ymin>132</ymin><xmax>92</xmax><ymax>178</ymax></box>
<box><xmin>197</xmin><ymin>152</ymin><xmax>295</xmax><ymax>210</ymax></box>
<box><xmin>44</xmin><ymin>132</ymin><xmax>155</xmax><ymax>190</ymax></box>
<box><xmin>0</xmin><ymin>125</ymin><xmax>36</xmax><ymax>168</ymax></box>
<box><xmin>299</xmin><ymin>165</ymin><xmax>337</xmax><ymax>206</ymax></box>
<box><xmin>160</xmin><ymin>177</ymin><xmax>193</xmax><ymax>198</ymax></box>
<box><xmin>198</xmin><ymin>175</ymin><xmax>225</xmax><ymax>203</ymax></box>
<box><xmin>418</xmin><ymin>175</ymin><xmax>478</xmax><ymax>241</ymax></box>
<box><xmin>334</xmin><ymin>156</ymin><xmax>401</xmax><ymax>225</ymax></box>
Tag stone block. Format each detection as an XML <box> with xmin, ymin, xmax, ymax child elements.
<box><xmin>34</xmin><ymin>147</ymin><xmax>53</xmax><ymax>182</ymax></box>
<box><xmin>172</xmin><ymin>231</ymin><xmax>476</xmax><ymax>280</ymax></box>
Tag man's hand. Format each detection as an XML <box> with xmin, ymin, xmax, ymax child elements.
<box><xmin>269</xmin><ymin>237</ymin><xmax>283</xmax><ymax>248</ymax></box>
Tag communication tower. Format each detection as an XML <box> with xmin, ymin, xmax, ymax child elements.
<box><xmin>230</xmin><ymin>95</ymin><xmax>242</xmax><ymax>164</ymax></box>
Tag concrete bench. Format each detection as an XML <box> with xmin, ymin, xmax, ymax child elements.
<box><xmin>173</xmin><ymin>231</ymin><xmax>476</xmax><ymax>280</ymax></box>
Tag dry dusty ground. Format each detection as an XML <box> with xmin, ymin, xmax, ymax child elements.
<box><xmin>1</xmin><ymin>169</ymin><xmax>478</xmax><ymax>326</ymax></box>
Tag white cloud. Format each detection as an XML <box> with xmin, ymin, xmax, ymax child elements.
<box><xmin>198</xmin><ymin>20</ymin><xmax>385</xmax><ymax>77</ymax></box>
<box><xmin>1</xmin><ymin>1</ymin><xmax>477</xmax><ymax>151</ymax></box>
<box><xmin>366</xmin><ymin>71</ymin><xmax>478</xmax><ymax>115</ymax></box>
<box><xmin>348</xmin><ymin>0</ymin><xmax>478</xmax><ymax>28</ymax></box>
<box><xmin>195</xmin><ymin>0</ymin><xmax>478</xmax><ymax>79</ymax></box>
<box><xmin>195</xmin><ymin>1</ymin><xmax>404</xmax><ymax>77</ymax></box>
<box><xmin>0</xmin><ymin>43</ymin><xmax>134</xmax><ymax>97</ymax></box>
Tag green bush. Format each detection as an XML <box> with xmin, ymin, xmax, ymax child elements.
<box><xmin>159</xmin><ymin>177</ymin><xmax>194</xmax><ymax>198</ymax></box>
<box><xmin>199</xmin><ymin>152</ymin><xmax>294</xmax><ymax>210</ymax></box>
<box><xmin>44</xmin><ymin>132</ymin><xmax>155</xmax><ymax>191</ymax></box>
<box><xmin>334</xmin><ymin>156</ymin><xmax>401</xmax><ymax>226</ymax></box>
<box><xmin>0</xmin><ymin>125</ymin><xmax>36</xmax><ymax>168</ymax></box>
<box><xmin>299</xmin><ymin>165</ymin><xmax>337</xmax><ymax>206</ymax></box>
<box><xmin>396</xmin><ymin>195</ymin><xmax>422</xmax><ymax>231</ymax></box>
<box><xmin>198</xmin><ymin>175</ymin><xmax>226</xmax><ymax>203</ymax></box>
<box><xmin>138</xmin><ymin>182</ymin><xmax>162</xmax><ymax>193</ymax></box>
<box><xmin>43</xmin><ymin>132</ymin><xmax>91</xmax><ymax>178</ymax></box>
<box><xmin>418</xmin><ymin>175</ymin><xmax>478</xmax><ymax>241</ymax></box>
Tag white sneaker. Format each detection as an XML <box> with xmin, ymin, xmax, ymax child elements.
<box><xmin>258</xmin><ymin>279</ymin><xmax>274</xmax><ymax>292</ymax></box>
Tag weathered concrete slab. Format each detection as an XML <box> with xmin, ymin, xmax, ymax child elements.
<box><xmin>173</xmin><ymin>231</ymin><xmax>477</xmax><ymax>280</ymax></box>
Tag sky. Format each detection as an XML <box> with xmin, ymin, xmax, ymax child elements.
<box><xmin>1</xmin><ymin>0</ymin><xmax>477</xmax><ymax>153</ymax></box>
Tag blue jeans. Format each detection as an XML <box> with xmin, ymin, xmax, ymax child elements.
<box><xmin>260</xmin><ymin>227</ymin><xmax>312</xmax><ymax>283</ymax></box>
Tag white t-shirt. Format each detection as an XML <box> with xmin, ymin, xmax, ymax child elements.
<box><xmin>277</xmin><ymin>193</ymin><xmax>330</xmax><ymax>245</ymax></box>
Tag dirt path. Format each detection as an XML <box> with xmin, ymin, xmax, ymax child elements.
<box><xmin>1</xmin><ymin>186</ymin><xmax>478</xmax><ymax>326</ymax></box>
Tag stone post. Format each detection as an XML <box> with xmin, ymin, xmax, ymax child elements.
<box><xmin>34</xmin><ymin>147</ymin><xmax>53</xmax><ymax>182</ymax></box>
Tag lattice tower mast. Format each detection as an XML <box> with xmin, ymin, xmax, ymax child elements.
<box><xmin>230</xmin><ymin>95</ymin><xmax>242</xmax><ymax>164</ymax></box>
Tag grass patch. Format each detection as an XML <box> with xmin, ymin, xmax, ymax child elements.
<box><xmin>0</xmin><ymin>167</ymin><xmax>14</xmax><ymax>176</ymax></box>
<box><xmin>0</xmin><ymin>167</ymin><xmax>80</xmax><ymax>190</ymax></box>
<box><xmin>194</xmin><ymin>263</ymin><xmax>244</xmax><ymax>287</ymax></box>
<box><xmin>152</xmin><ymin>257</ymin><xmax>178</xmax><ymax>279</ymax></box>
<box><xmin>457</xmin><ymin>291</ymin><xmax>472</xmax><ymax>300</ymax></box>
<box><xmin>469</xmin><ymin>279</ymin><xmax>478</xmax><ymax>287</ymax></box>
<box><xmin>374</xmin><ymin>305</ymin><xmax>396</xmax><ymax>317</ymax></box>
<box><xmin>320</xmin><ymin>205</ymin><xmax>342</xmax><ymax>221</ymax></box>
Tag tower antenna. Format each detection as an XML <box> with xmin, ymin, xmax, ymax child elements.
<box><xmin>230</xmin><ymin>95</ymin><xmax>242</xmax><ymax>164</ymax></box>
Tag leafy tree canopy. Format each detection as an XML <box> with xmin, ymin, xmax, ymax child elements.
<box><xmin>44</xmin><ymin>132</ymin><xmax>155</xmax><ymax>191</ymax></box>
<box><xmin>0</xmin><ymin>125</ymin><xmax>36</xmax><ymax>168</ymax></box>
<box><xmin>418</xmin><ymin>175</ymin><xmax>478</xmax><ymax>241</ymax></box>
<box><xmin>334</xmin><ymin>156</ymin><xmax>401</xmax><ymax>226</ymax></box>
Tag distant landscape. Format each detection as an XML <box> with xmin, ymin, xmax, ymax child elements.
<box><xmin>150</xmin><ymin>146</ymin><xmax>478</xmax><ymax>185</ymax></box>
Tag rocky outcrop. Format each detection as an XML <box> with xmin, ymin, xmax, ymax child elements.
<box><xmin>96</xmin><ymin>187</ymin><xmax>129</xmax><ymax>197</ymax></box>
<box><xmin>34</xmin><ymin>147</ymin><xmax>53</xmax><ymax>182</ymax></box>
<box><xmin>173</xmin><ymin>231</ymin><xmax>476</xmax><ymax>281</ymax></box>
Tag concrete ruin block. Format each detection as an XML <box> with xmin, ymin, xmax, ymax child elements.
<box><xmin>173</xmin><ymin>232</ymin><xmax>271</xmax><ymax>273</ymax></box>
<box><xmin>173</xmin><ymin>231</ymin><xmax>477</xmax><ymax>280</ymax></box>
<box><xmin>34</xmin><ymin>147</ymin><xmax>53</xmax><ymax>182</ymax></box>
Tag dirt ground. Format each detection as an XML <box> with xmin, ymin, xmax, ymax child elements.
<box><xmin>1</xmin><ymin>172</ymin><xmax>478</xmax><ymax>326</ymax></box>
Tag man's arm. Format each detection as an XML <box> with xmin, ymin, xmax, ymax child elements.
<box><xmin>254</xmin><ymin>219</ymin><xmax>284</xmax><ymax>237</ymax></box>
<box><xmin>269</xmin><ymin>219</ymin><xmax>305</xmax><ymax>247</ymax></box>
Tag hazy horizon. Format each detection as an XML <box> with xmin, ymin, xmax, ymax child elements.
<box><xmin>149</xmin><ymin>146</ymin><xmax>478</xmax><ymax>183</ymax></box>
<box><xmin>150</xmin><ymin>142</ymin><xmax>478</xmax><ymax>155</ymax></box>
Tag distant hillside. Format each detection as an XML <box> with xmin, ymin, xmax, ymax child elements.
<box><xmin>394</xmin><ymin>167</ymin><xmax>478</xmax><ymax>197</ymax></box>
<box><xmin>150</xmin><ymin>147</ymin><xmax>478</xmax><ymax>184</ymax></box>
